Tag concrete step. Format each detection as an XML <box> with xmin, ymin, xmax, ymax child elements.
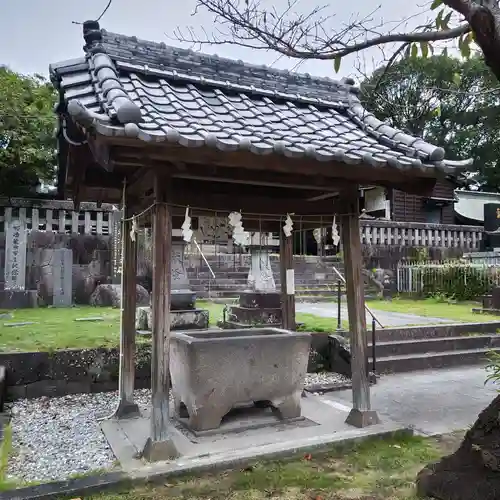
<box><xmin>195</xmin><ymin>290</ymin><xmax>244</xmax><ymax>299</ymax></box>
<box><xmin>296</xmin><ymin>295</ymin><xmax>337</xmax><ymax>303</ymax></box>
<box><xmin>187</xmin><ymin>271</ymin><xmax>249</xmax><ymax>279</ymax></box>
<box><xmin>188</xmin><ymin>277</ymin><xmax>344</xmax><ymax>286</ymax></box>
<box><xmin>371</xmin><ymin>335</ymin><xmax>497</xmax><ymax>358</ymax></box>
<box><xmin>375</xmin><ymin>322</ymin><xmax>500</xmax><ymax>343</ymax></box>
<box><xmin>188</xmin><ymin>270</ymin><xmax>342</xmax><ymax>280</ymax></box>
<box><xmin>371</xmin><ymin>347</ymin><xmax>500</xmax><ymax>374</ymax></box>
<box><xmin>292</xmin><ymin>289</ymin><xmax>336</xmax><ymax>296</ymax></box>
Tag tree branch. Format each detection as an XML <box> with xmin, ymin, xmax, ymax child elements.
<box><xmin>179</xmin><ymin>0</ymin><xmax>471</xmax><ymax>61</ymax></box>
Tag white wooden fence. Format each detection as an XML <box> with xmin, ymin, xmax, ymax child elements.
<box><xmin>360</xmin><ymin>220</ymin><xmax>483</xmax><ymax>249</ymax></box>
<box><xmin>0</xmin><ymin>199</ymin><xmax>116</xmax><ymax>235</ymax></box>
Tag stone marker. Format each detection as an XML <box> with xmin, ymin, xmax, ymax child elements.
<box><xmin>52</xmin><ymin>248</ymin><xmax>73</xmax><ymax>307</ymax></box>
<box><xmin>74</xmin><ymin>317</ymin><xmax>104</xmax><ymax>322</ymax></box>
<box><xmin>171</xmin><ymin>240</ymin><xmax>196</xmax><ymax>310</ymax></box>
<box><xmin>4</xmin><ymin>219</ymin><xmax>27</xmax><ymax>290</ymax></box>
<box><xmin>221</xmin><ymin>233</ymin><xmax>282</xmax><ymax>328</ymax></box>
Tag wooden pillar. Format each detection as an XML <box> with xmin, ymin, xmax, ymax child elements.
<box><xmin>340</xmin><ymin>187</ymin><xmax>380</xmax><ymax>428</ymax></box>
<box><xmin>280</xmin><ymin>227</ymin><xmax>296</xmax><ymax>330</ymax></box>
<box><xmin>142</xmin><ymin>174</ymin><xmax>178</xmax><ymax>461</ymax></box>
<box><xmin>113</xmin><ymin>204</ymin><xmax>140</xmax><ymax>419</ymax></box>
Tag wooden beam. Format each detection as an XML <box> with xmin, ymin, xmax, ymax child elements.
<box><xmin>67</xmin><ymin>144</ymin><xmax>89</xmax><ymax>210</ymax></box>
<box><xmin>167</xmin><ymin>184</ymin><xmax>340</xmax><ymax>216</ymax></box>
<box><xmin>113</xmin><ymin>155</ymin><xmax>437</xmax><ymax>197</ymax></box>
<box><xmin>113</xmin><ymin>202</ymin><xmax>140</xmax><ymax>419</ymax></box>
<box><xmin>123</xmin><ymin>161</ymin><xmax>347</xmax><ymax>192</ymax></box>
<box><xmin>106</xmin><ymin>138</ymin><xmax>439</xmax><ymax>188</ymax></box>
<box><xmin>142</xmin><ymin>172</ymin><xmax>179</xmax><ymax>461</ymax></box>
<box><xmin>280</xmin><ymin>228</ymin><xmax>296</xmax><ymax>331</ymax></box>
<box><xmin>87</xmin><ymin>135</ymin><xmax>114</xmax><ymax>171</ymax></box>
<box><xmin>340</xmin><ymin>186</ymin><xmax>380</xmax><ymax>428</ymax></box>
<box><xmin>127</xmin><ymin>168</ymin><xmax>156</xmax><ymax>198</ymax></box>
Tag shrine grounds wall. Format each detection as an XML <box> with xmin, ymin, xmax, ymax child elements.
<box><xmin>0</xmin><ymin>334</ymin><xmax>331</xmax><ymax>401</ymax></box>
<box><xmin>0</xmin><ymin>231</ymin><xmax>113</xmax><ymax>305</ymax></box>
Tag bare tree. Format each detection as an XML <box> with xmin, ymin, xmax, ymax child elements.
<box><xmin>177</xmin><ymin>0</ymin><xmax>500</xmax><ymax>82</ymax></box>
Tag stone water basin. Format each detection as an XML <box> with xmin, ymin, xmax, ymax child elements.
<box><xmin>170</xmin><ymin>328</ymin><xmax>311</xmax><ymax>431</ymax></box>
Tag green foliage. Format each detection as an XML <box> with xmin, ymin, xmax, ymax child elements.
<box><xmin>0</xmin><ymin>67</ymin><xmax>57</xmax><ymax>196</ymax></box>
<box><xmin>360</xmin><ymin>55</ymin><xmax>500</xmax><ymax>190</ymax></box>
<box><xmin>485</xmin><ymin>350</ymin><xmax>500</xmax><ymax>390</ymax></box>
<box><xmin>413</xmin><ymin>263</ymin><xmax>492</xmax><ymax>301</ymax></box>
<box><xmin>334</xmin><ymin>56</ymin><xmax>341</xmax><ymax>73</ymax></box>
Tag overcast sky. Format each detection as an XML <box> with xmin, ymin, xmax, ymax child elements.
<box><xmin>0</xmin><ymin>0</ymin><xmax>435</xmax><ymax>81</ymax></box>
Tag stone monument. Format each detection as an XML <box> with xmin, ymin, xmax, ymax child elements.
<box><xmin>136</xmin><ymin>239</ymin><xmax>209</xmax><ymax>332</ymax></box>
<box><xmin>0</xmin><ymin>219</ymin><xmax>37</xmax><ymax>308</ymax></box>
<box><xmin>52</xmin><ymin>248</ymin><xmax>73</xmax><ymax>307</ymax></box>
<box><xmin>221</xmin><ymin>233</ymin><xmax>282</xmax><ymax>328</ymax></box>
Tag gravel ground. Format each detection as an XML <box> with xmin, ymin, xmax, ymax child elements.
<box><xmin>305</xmin><ymin>372</ymin><xmax>350</xmax><ymax>387</ymax></box>
<box><xmin>7</xmin><ymin>373</ymin><xmax>349</xmax><ymax>483</ymax></box>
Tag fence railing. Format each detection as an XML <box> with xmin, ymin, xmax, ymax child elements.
<box><xmin>396</xmin><ymin>260</ymin><xmax>500</xmax><ymax>295</ymax></box>
<box><xmin>0</xmin><ymin>199</ymin><xmax>116</xmax><ymax>235</ymax></box>
<box><xmin>360</xmin><ymin>220</ymin><xmax>483</xmax><ymax>249</ymax></box>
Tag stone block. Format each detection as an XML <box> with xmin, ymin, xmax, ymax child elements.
<box><xmin>171</xmin><ymin>309</ymin><xmax>209</xmax><ymax>330</ymax></box>
<box><xmin>239</xmin><ymin>291</ymin><xmax>281</xmax><ymax>309</ymax></box>
<box><xmin>328</xmin><ymin>334</ymin><xmax>352</xmax><ymax>378</ymax></box>
<box><xmin>136</xmin><ymin>306</ymin><xmax>209</xmax><ymax>331</ymax></box>
<box><xmin>171</xmin><ymin>291</ymin><xmax>196</xmax><ymax>311</ymax></box>
<box><xmin>90</xmin><ymin>284</ymin><xmax>149</xmax><ymax>308</ymax></box>
<box><xmin>0</xmin><ymin>290</ymin><xmax>38</xmax><ymax>309</ymax></box>
<box><xmin>170</xmin><ymin>328</ymin><xmax>311</xmax><ymax>431</ymax></box>
<box><xmin>226</xmin><ymin>305</ymin><xmax>281</xmax><ymax>326</ymax></box>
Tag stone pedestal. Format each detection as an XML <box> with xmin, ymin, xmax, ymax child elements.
<box><xmin>136</xmin><ymin>240</ymin><xmax>209</xmax><ymax>332</ymax></box>
<box><xmin>136</xmin><ymin>306</ymin><xmax>209</xmax><ymax>332</ymax></box>
<box><xmin>171</xmin><ymin>240</ymin><xmax>196</xmax><ymax>311</ymax></box>
<box><xmin>0</xmin><ymin>290</ymin><xmax>38</xmax><ymax>309</ymax></box>
<box><xmin>221</xmin><ymin>245</ymin><xmax>282</xmax><ymax>328</ymax></box>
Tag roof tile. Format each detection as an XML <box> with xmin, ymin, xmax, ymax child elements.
<box><xmin>49</xmin><ymin>23</ymin><xmax>474</xmax><ymax>174</ymax></box>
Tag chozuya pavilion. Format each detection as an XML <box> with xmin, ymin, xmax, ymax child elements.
<box><xmin>50</xmin><ymin>20</ymin><xmax>470</xmax><ymax>461</ymax></box>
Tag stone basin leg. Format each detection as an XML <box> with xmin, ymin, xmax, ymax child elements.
<box><xmin>187</xmin><ymin>401</ymin><xmax>232</xmax><ymax>432</ymax></box>
<box><xmin>271</xmin><ymin>390</ymin><xmax>302</xmax><ymax>420</ymax></box>
<box><xmin>173</xmin><ymin>394</ymin><xmax>189</xmax><ymax>419</ymax></box>
<box><xmin>173</xmin><ymin>392</ymin><xmax>231</xmax><ymax>431</ymax></box>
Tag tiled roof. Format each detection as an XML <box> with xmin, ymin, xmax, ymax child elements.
<box><xmin>50</xmin><ymin>20</ymin><xmax>472</xmax><ymax>173</ymax></box>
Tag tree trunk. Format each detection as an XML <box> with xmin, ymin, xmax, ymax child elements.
<box><xmin>416</xmin><ymin>393</ymin><xmax>500</xmax><ymax>500</ymax></box>
<box><xmin>446</xmin><ymin>0</ymin><xmax>500</xmax><ymax>83</ymax></box>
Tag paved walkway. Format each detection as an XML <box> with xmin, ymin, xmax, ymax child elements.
<box><xmin>296</xmin><ymin>302</ymin><xmax>454</xmax><ymax>328</ymax></box>
<box><xmin>326</xmin><ymin>366</ymin><xmax>497</xmax><ymax>435</ymax></box>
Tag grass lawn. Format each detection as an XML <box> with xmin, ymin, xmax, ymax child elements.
<box><xmin>89</xmin><ymin>432</ymin><xmax>462</xmax><ymax>500</ymax></box>
<box><xmin>0</xmin><ymin>297</ymin><xmax>495</xmax><ymax>353</ymax></box>
<box><xmin>0</xmin><ymin>306</ymin><xmax>122</xmax><ymax>352</ymax></box>
<box><xmin>366</xmin><ymin>297</ymin><xmax>499</xmax><ymax>323</ymax></box>
<box><xmin>0</xmin><ymin>301</ymin><xmax>345</xmax><ymax>353</ymax></box>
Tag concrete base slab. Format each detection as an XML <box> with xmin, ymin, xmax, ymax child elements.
<box><xmin>101</xmin><ymin>395</ymin><xmax>409</xmax><ymax>476</ymax></box>
<box><xmin>175</xmin><ymin>404</ymin><xmax>312</xmax><ymax>438</ymax></box>
<box><xmin>345</xmin><ymin>408</ymin><xmax>381</xmax><ymax>428</ymax></box>
<box><xmin>142</xmin><ymin>437</ymin><xmax>180</xmax><ymax>462</ymax></box>
<box><xmin>112</xmin><ymin>401</ymin><xmax>141</xmax><ymax>420</ymax></box>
